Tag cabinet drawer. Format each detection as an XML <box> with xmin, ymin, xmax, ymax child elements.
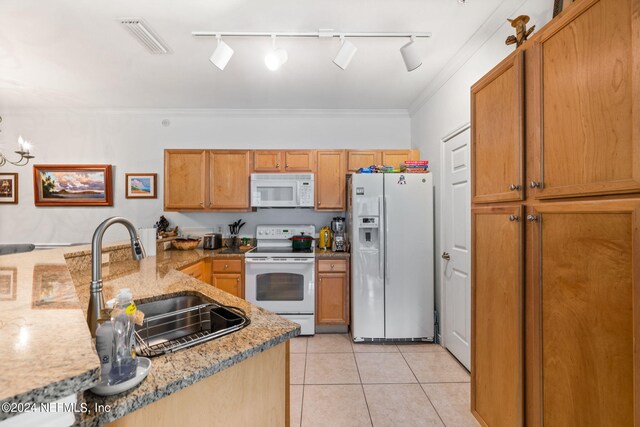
<box><xmin>211</xmin><ymin>259</ymin><xmax>242</xmax><ymax>273</ymax></box>
<box><xmin>318</xmin><ymin>259</ymin><xmax>347</xmax><ymax>272</ymax></box>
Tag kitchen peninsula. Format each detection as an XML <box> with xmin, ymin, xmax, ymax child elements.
<box><xmin>0</xmin><ymin>243</ymin><xmax>299</xmax><ymax>426</ymax></box>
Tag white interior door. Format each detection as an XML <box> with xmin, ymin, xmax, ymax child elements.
<box><xmin>441</xmin><ymin>124</ymin><xmax>471</xmax><ymax>369</ymax></box>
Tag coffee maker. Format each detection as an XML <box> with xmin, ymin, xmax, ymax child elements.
<box><xmin>331</xmin><ymin>217</ymin><xmax>347</xmax><ymax>252</ymax></box>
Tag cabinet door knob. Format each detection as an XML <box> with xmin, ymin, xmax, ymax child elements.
<box><xmin>331</xmin><ymin>264</ymin><xmax>335</xmax><ymax>269</ymax></box>
<box><xmin>224</xmin><ymin>264</ymin><xmax>228</xmax><ymax>269</ymax></box>
<box><xmin>285</xmin><ymin>164</ymin><xmax>289</xmax><ymax>168</ymax></box>
<box><xmin>441</xmin><ymin>252</ymin><xmax>450</xmax><ymax>261</ymax></box>
<box><xmin>509</xmin><ymin>184</ymin><xmax>521</xmax><ymax>191</ymax></box>
<box><xmin>509</xmin><ymin>215</ymin><xmax>519</xmax><ymax>222</ymax></box>
<box><xmin>275</xmin><ymin>163</ymin><xmax>280</xmax><ymax>168</ymax></box>
<box><xmin>529</xmin><ymin>181</ymin><xmax>541</xmax><ymax>189</ymax></box>
<box><xmin>199</xmin><ymin>202</ymin><xmax>204</xmax><ymax>207</ymax></box>
<box><xmin>236</xmin><ymin>277</ymin><xmax>239</xmax><ymax>283</ymax></box>
<box><xmin>527</xmin><ymin>214</ymin><xmax>539</xmax><ymax>222</ymax></box>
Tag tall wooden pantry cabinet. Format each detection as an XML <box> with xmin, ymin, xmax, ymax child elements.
<box><xmin>470</xmin><ymin>0</ymin><xmax>640</xmax><ymax>426</ymax></box>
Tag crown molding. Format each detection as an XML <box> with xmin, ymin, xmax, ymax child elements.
<box><xmin>1</xmin><ymin>107</ymin><xmax>410</xmax><ymax>119</ymax></box>
<box><xmin>408</xmin><ymin>0</ymin><xmax>528</xmax><ymax>115</ymax></box>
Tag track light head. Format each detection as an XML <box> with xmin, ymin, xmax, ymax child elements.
<box><xmin>209</xmin><ymin>35</ymin><xmax>234</xmax><ymax>70</ymax></box>
<box><xmin>333</xmin><ymin>36</ymin><xmax>357</xmax><ymax>70</ymax></box>
<box><xmin>264</xmin><ymin>35</ymin><xmax>288</xmax><ymax>71</ymax></box>
<box><xmin>400</xmin><ymin>36</ymin><xmax>422</xmax><ymax>72</ymax></box>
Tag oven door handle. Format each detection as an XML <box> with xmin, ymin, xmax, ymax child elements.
<box><xmin>245</xmin><ymin>258</ymin><xmax>315</xmax><ymax>264</ymax></box>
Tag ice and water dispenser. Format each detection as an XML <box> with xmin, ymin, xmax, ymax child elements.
<box><xmin>358</xmin><ymin>216</ymin><xmax>380</xmax><ymax>250</ymax></box>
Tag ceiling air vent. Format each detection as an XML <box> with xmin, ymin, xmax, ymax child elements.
<box><xmin>119</xmin><ymin>18</ymin><xmax>171</xmax><ymax>54</ymax></box>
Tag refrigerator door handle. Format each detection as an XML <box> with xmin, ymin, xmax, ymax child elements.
<box><xmin>383</xmin><ymin>194</ymin><xmax>389</xmax><ymax>284</ymax></box>
<box><xmin>378</xmin><ymin>195</ymin><xmax>385</xmax><ymax>280</ymax></box>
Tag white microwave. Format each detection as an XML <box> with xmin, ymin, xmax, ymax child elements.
<box><xmin>250</xmin><ymin>173</ymin><xmax>314</xmax><ymax>208</ymax></box>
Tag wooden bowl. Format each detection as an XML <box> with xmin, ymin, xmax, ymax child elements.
<box><xmin>171</xmin><ymin>238</ymin><xmax>201</xmax><ymax>250</ymax></box>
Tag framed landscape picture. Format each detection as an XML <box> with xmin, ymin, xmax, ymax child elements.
<box><xmin>0</xmin><ymin>173</ymin><xmax>18</xmax><ymax>204</ymax></box>
<box><xmin>33</xmin><ymin>164</ymin><xmax>113</xmax><ymax>206</ymax></box>
<box><xmin>125</xmin><ymin>173</ymin><xmax>157</xmax><ymax>199</ymax></box>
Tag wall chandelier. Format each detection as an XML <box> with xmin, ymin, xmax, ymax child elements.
<box><xmin>192</xmin><ymin>29</ymin><xmax>431</xmax><ymax>72</ymax></box>
<box><xmin>0</xmin><ymin>116</ymin><xmax>35</xmax><ymax>167</ymax></box>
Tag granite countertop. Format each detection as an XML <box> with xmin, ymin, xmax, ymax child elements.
<box><xmin>0</xmin><ymin>249</ymin><xmax>100</xmax><ymax>422</ymax></box>
<box><xmin>0</xmin><ymin>244</ymin><xmax>299</xmax><ymax>426</ymax></box>
<box><xmin>315</xmin><ymin>248</ymin><xmax>351</xmax><ymax>258</ymax></box>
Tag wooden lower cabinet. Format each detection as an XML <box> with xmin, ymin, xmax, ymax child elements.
<box><xmin>471</xmin><ymin>206</ymin><xmax>524</xmax><ymax>427</ymax></box>
<box><xmin>108</xmin><ymin>342</ymin><xmax>289</xmax><ymax>427</ymax></box>
<box><xmin>179</xmin><ymin>261</ymin><xmax>206</xmax><ymax>282</ymax></box>
<box><xmin>526</xmin><ymin>201</ymin><xmax>639</xmax><ymax>426</ymax></box>
<box><xmin>316</xmin><ymin>259</ymin><xmax>349</xmax><ymax>325</ymax></box>
<box><xmin>211</xmin><ymin>258</ymin><xmax>244</xmax><ymax>298</ymax></box>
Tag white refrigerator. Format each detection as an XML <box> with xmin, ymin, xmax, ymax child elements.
<box><xmin>349</xmin><ymin>173</ymin><xmax>434</xmax><ymax>341</ymax></box>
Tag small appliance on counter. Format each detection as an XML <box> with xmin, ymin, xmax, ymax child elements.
<box><xmin>331</xmin><ymin>217</ymin><xmax>347</xmax><ymax>252</ymax></box>
<box><xmin>203</xmin><ymin>233</ymin><xmax>223</xmax><ymax>250</ymax></box>
<box><xmin>318</xmin><ymin>226</ymin><xmax>332</xmax><ymax>250</ymax></box>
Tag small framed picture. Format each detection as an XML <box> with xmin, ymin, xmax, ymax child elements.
<box><xmin>33</xmin><ymin>164</ymin><xmax>113</xmax><ymax>206</ymax></box>
<box><xmin>0</xmin><ymin>173</ymin><xmax>18</xmax><ymax>204</ymax></box>
<box><xmin>125</xmin><ymin>173</ymin><xmax>157</xmax><ymax>199</ymax></box>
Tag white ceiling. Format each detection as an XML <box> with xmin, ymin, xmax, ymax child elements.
<box><xmin>0</xmin><ymin>0</ymin><xmax>509</xmax><ymax>109</ymax></box>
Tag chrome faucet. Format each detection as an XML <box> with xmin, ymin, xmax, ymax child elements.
<box><xmin>87</xmin><ymin>217</ymin><xmax>146</xmax><ymax>337</ymax></box>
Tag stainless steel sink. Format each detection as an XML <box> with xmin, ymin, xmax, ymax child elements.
<box><xmin>134</xmin><ymin>294</ymin><xmax>249</xmax><ymax>357</ymax></box>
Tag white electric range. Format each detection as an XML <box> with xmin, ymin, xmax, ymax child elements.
<box><xmin>244</xmin><ymin>225</ymin><xmax>316</xmax><ymax>335</ymax></box>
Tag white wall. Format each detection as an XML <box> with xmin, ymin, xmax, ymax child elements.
<box><xmin>0</xmin><ymin>109</ymin><xmax>410</xmax><ymax>245</ymax></box>
<box><xmin>410</xmin><ymin>0</ymin><xmax>553</xmax><ymax>330</ymax></box>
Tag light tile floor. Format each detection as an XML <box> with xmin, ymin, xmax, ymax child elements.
<box><xmin>290</xmin><ymin>334</ymin><xmax>479</xmax><ymax>427</ymax></box>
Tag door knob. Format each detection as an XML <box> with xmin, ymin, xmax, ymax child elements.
<box><xmin>509</xmin><ymin>184</ymin><xmax>521</xmax><ymax>191</ymax></box>
<box><xmin>441</xmin><ymin>252</ymin><xmax>451</xmax><ymax>261</ymax></box>
<box><xmin>509</xmin><ymin>215</ymin><xmax>519</xmax><ymax>222</ymax></box>
<box><xmin>529</xmin><ymin>181</ymin><xmax>541</xmax><ymax>189</ymax></box>
<box><xmin>527</xmin><ymin>215</ymin><xmax>539</xmax><ymax>222</ymax></box>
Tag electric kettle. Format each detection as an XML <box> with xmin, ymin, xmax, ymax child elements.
<box><xmin>318</xmin><ymin>226</ymin><xmax>332</xmax><ymax>250</ymax></box>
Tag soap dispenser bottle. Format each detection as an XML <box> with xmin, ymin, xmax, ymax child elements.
<box><xmin>109</xmin><ymin>288</ymin><xmax>138</xmax><ymax>385</ymax></box>
<box><xmin>95</xmin><ymin>302</ymin><xmax>114</xmax><ymax>384</ymax></box>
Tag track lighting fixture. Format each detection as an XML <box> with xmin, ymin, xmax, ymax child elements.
<box><xmin>333</xmin><ymin>35</ymin><xmax>357</xmax><ymax>70</ymax></box>
<box><xmin>192</xmin><ymin>29</ymin><xmax>431</xmax><ymax>73</ymax></box>
<box><xmin>400</xmin><ymin>36</ymin><xmax>422</xmax><ymax>72</ymax></box>
<box><xmin>209</xmin><ymin>35</ymin><xmax>234</xmax><ymax>70</ymax></box>
<box><xmin>264</xmin><ymin>35</ymin><xmax>288</xmax><ymax>71</ymax></box>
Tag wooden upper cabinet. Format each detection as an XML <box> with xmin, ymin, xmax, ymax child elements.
<box><xmin>347</xmin><ymin>150</ymin><xmax>381</xmax><ymax>172</ymax></box>
<box><xmin>253</xmin><ymin>150</ymin><xmax>315</xmax><ymax>172</ymax></box>
<box><xmin>380</xmin><ymin>150</ymin><xmax>419</xmax><ymax>170</ymax></box>
<box><xmin>316</xmin><ymin>150</ymin><xmax>346</xmax><ymax>211</ymax></box>
<box><xmin>471</xmin><ymin>205</ymin><xmax>524</xmax><ymax>427</ymax></box>
<box><xmin>528</xmin><ymin>201</ymin><xmax>638</xmax><ymax>426</ymax></box>
<box><xmin>165</xmin><ymin>150</ymin><xmax>207</xmax><ymax>210</ymax></box>
<box><xmin>253</xmin><ymin>151</ymin><xmax>282</xmax><ymax>172</ymax></box>
<box><xmin>471</xmin><ymin>50</ymin><xmax>524</xmax><ymax>204</ymax></box>
<box><xmin>284</xmin><ymin>151</ymin><xmax>315</xmax><ymax>172</ymax></box>
<box><xmin>209</xmin><ymin>151</ymin><xmax>251</xmax><ymax>209</ymax></box>
<box><xmin>531</xmin><ymin>0</ymin><xmax>640</xmax><ymax>199</ymax></box>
